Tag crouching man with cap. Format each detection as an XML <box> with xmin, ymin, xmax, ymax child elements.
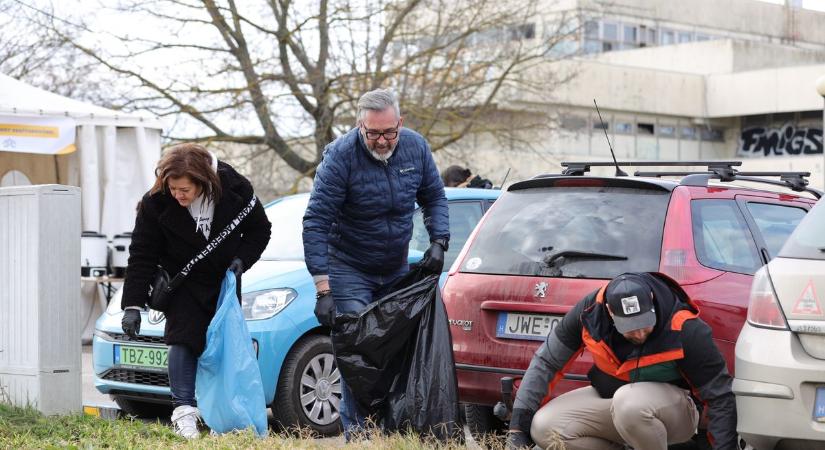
<box><xmin>506</xmin><ymin>272</ymin><xmax>737</xmax><ymax>450</ymax></box>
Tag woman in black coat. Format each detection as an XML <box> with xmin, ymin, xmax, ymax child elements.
<box><xmin>120</xmin><ymin>143</ymin><xmax>271</xmax><ymax>438</ymax></box>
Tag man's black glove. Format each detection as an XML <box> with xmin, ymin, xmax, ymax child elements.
<box><xmin>505</xmin><ymin>430</ymin><xmax>534</xmax><ymax>450</ymax></box>
<box><xmin>314</xmin><ymin>291</ymin><xmax>336</xmax><ymax>328</ymax></box>
<box><xmin>419</xmin><ymin>239</ymin><xmax>448</xmax><ymax>274</ymax></box>
<box><xmin>122</xmin><ymin>309</ymin><xmax>141</xmax><ymax>339</ymax></box>
<box><xmin>229</xmin><ymin>257</ymin><xmax>243</xmax><ymax>301</ymax></box>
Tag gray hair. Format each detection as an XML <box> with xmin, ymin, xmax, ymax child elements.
<box><xmin>356</xmin><ymin>89</ymin><xmax>400</xmax><ymax>123</ymax></box>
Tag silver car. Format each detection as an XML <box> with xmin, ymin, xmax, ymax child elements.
<box><xmin>734</xmin><ymin>198</ymin><xmax>825</xmax><ymax>450</ymax></box>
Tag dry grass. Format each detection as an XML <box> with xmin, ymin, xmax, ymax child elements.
<box><xmin>0</xmin><ymin>402</ymin><xmax>492</xmax><ymax>449</ymax></box>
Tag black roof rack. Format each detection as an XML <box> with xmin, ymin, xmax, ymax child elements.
<box><xmin>560</xmin><ymin>160</ymin><xmax>741</xmax><ymax>177</ymax></box>
<box><xmin>557</xmin><ymin>160</ymin><xmax>822</xmax><ymax>199</ymax></box>
<box><xmin>679</xmin><ymin>172</ymin><xmax>821</xmax><ymax>198</ymax></box>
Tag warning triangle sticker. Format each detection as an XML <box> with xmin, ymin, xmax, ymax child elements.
<box><xmin>792</xmin><ymin>281</ymin><xmax>822</xmax><ymax>315</ymax></box>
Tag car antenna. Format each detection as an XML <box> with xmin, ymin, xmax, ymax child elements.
<box><xmin>593</xmin><ymin>99</ymin><xmax>627</xmax><ymax>176</ymax></box>
<box><xmin>498</xmin><ymin>168</ymin><xmax>511</xmax><ymax>189</ymax></box>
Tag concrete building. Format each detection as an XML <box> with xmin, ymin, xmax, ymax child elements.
<box><xmin>437</xmin><ymin>0</ymin><xmax>825</xmax><ymax>190</ymax></box>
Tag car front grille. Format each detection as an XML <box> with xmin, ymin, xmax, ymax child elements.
<box><xmin>107</xmin><ymin>333</ymin><xmax>165</xmax><ymax>345</ymax></box>
<box><xmin>101</xmin><ymin>368</ymin><xmax>169</xmax><ymax>387</ymax></box>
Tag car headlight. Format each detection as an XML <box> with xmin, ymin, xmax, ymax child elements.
<box><xmin>241</xmin><ymin>289</ymin><xmax>297</xmax><ymax>320</ymax></box>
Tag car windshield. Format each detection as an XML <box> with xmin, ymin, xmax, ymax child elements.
<box><xmin>778</xmin><ymin>200</ymin><xmax>825</xmax><ymax>261</ymax></box>
<box><xmin>260</xmin><ymin>195</ymin><xmax>309</xmax><ymax>260</ymax></box>
<box><xmin>460</xmin><ymin>186</ymin><xmax>670</xmax><ymax>278</ymax></box>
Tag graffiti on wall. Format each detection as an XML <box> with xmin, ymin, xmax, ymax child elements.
<box><xmin>738</xmin><ymin>124</ymin><xmax>823</xmax><ymax>157</ymax></box>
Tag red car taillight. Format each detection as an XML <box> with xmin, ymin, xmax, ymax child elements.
<box><xmin>746</xmin><ymin>266</ymin><xmax>788</xmax><ymax>330</ymax></box>
<box><xmin>659</xmin><ymin>187</ymin><xmax>721</xmax><ymax>284</ymax></box>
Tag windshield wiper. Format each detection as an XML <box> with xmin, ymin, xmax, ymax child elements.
<box><xmin>542</xmin><ymin>250</ymin><xmax>628</xmax><ymax>269</ymax></box>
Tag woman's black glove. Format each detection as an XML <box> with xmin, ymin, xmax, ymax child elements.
<box><xmin>122</xmin><ymin>309</ymin><xmax>141</xmax><ymax>339</ymax></box>
<box><xmin>314</xmin><ymin>291</ymin><xmax>336</xmax><ymax>328</ymax></box>
<box><xmin>229</xmin><ymin>257</ymin><xmax>244</xmax><ymax>301</ymax></box>
<box><xmin>419</xmin><ymin>239</ymin><xmax>448</xmax><ymax>274</ymax></box>
<box><xmin>228</xmin><ymin>257</ymin><xmax>244</xmax><ymax>278</ymax></box>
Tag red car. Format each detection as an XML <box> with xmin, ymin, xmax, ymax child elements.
<box><xmin>442</xmin><ymin>161</ymin><xmax>821</xmax><ymax>436</ymax></box>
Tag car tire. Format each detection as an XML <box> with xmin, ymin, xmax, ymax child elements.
<box><xmin>465</xmin><ymin>403</ymin><xmax>505</xmax><ymax>442</ymax></box>
<box><xmin>271</xmin><ymin>334</ymin><xmax>342</xmax><ymax>436</ymax></box>
<box><xmin>113</xmin><ymin>396</ymin><xmax>172</xmax><ymax>419</ymax></box>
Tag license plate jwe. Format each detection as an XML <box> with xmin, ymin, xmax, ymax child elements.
<box><xmin>496</xmin><ymin>312</ymin><xmax>563</xmax><ymax>341</ymax></box>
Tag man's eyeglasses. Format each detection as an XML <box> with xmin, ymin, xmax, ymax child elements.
<box><xmin>362</xmin><ymin>122</ymin><xmax>400</xmax><ymax>141</ymax></box>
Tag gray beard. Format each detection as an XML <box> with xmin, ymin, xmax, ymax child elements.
<box><xmin>370</xmin><ymin>148</ymin><xmax>394</xmax><ymax>162</ymax></box>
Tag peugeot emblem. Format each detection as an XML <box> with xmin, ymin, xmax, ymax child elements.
<box><xmin>147</xmin><ymin>309</ymin><xmax>166</xmax><ymax>325</ymax></box>
<box><xmin>534</xmin><ymin>282</ymin><xmax>548</xmax><ymax>298</ymax></box>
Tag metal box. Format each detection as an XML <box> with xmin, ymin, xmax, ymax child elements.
<box><xmin>0</xmin><ymin>185</ymin><xmax>82</xmax><ymax>415</ymax></box>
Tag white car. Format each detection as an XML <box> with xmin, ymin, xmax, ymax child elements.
<box><xmin>734</xmin><ymin>198</ymin><xmax>825</xmax><ymax>450</ymax></box>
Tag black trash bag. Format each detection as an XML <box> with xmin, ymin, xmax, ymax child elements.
<box><xmin>331</xmin><ymin>268</ymin><xmax>462</xmax><ymax>441</ymax></box>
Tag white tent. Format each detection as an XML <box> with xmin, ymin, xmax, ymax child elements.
<box><xmin>0</xmin><ymin>73</ymin><xmax>164</xmax><ymax>237</ymax></box>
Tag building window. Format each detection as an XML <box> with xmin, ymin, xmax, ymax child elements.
<box><xmin>700</xmin><ymin>127</ymin><xmax>725</xmax><ymax>142</ymax></box>
<box><xmin>603</xmin><ymin>22</ymin><xmax>618</xmax><ymax>52</ymax></box>
<box><xmin>637</xmin><ymin>123</ymin><xmax>655</xmax><ymax>135</ymax></box>
<box><xmin>743</xmin><ymin>114</ymin><xmax>769</xmax><ymax>127</ymax></box>
<box><xmin>561</xmin><ymin>115</ymin><xmax>588</xmax><ymax>130</ymax></box>
<box><xmin>510</xmin><ymin>23</ymin><xmax>536</xmax><ymax>41</ymax></box>
<box><xmin>800</xmin><ymin>110</ymin><xmax>822</xmax><ymax>121</ymax></box>
<box><xmin>593</xmin><ymin>120</ymin><xmax>609</xmax><ymax>131</ymax></box>
<box><xmin>622</xmin><ymin>25</ymin><xmax>638</xmax><ymax>49</ymax></box>
<box><xmin>615</xmin><ymin>122</ymin><xmax>633</xmax><ymax>134</ymax></box>
<box><xmin>585</xmin><ymin>20</ymin><xmax>599</xmax><ymax>39</ymax></box>
<box><xmin>680</xmin><ymin>126</ymin><xmax>697</xmax><ymax>140</ymax></box>
<box><xmin>643</xmin><ymin>28</ymin><xmax>657</xmax><ymax>47</ymax></box>
<box><xmin>659</xmin><ymin>125</ymin><xmax>676</xmax><ymax>138</ymax></box>
<box><xmin>584</xmin><ymin>40</ymin><xmax>601</xmax><ymax>54</ymax></box>
<box><xmin>696</xmin><ymin>34</ymin><xmax>710</xmax><ymax>42</ymax></box>
<box><xmin>678</xmin><ymin>31</ymin><xmax>693</xmax><ymax>43</ymax></box>
<box><xmin>661</xmin><ymin>29</ymin><xmax>675</xmax><ymax>45</ymax></box>
<box><xmin>583</xmin><ymin>20</ymin><xmax>600</xmax><ymax>52</ymax></box>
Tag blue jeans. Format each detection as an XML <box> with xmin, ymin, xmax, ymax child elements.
<box><xmin>329</xmin><ymin>257</ymin><xmax>408</xmax><ymax>438</ymax></box>
<box><xmin>168</xmin><ymin>344</ymin><xmax>198</xmax><ymax>408</ymax></box>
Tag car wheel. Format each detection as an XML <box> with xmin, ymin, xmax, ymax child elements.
<box><xmin>113</xmin><ymin>396</ymin><xmax>172</xmax><ymax>419</ymax></box>
<box><xmin>272</xmin><ymin>334</ymin><xmax>342</xmax><ymax>436</ymax></box>
<box><xmin>465</xmin><ymin>403</ymin><xmax>505</xmax><ymax>442</ymax></box>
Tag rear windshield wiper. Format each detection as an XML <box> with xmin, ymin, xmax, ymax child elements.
<box><xmin>542</xmin><ymin>250</ymin><xmax>628</xmax><ymax>269</ymax></box>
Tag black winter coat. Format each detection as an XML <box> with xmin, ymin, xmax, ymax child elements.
<box><xmin>121</xmin><ymin>161</ymin><xmax>271</xmax><ymax>355</ymax></box>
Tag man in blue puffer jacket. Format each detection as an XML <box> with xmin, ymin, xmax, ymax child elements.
<box><xmin>302</xmin><ymin>88</ymin><xmax>449</xmax><ymax>437</ymax></box>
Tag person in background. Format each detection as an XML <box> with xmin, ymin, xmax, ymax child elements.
<box><xmin>302</xmin><ymin>88</ymin><xmax>449</xmax><ymax>439</ymax></box>
<box><xmin>506</xmin><ymin>272</ymin><xmax>737</xmax><ymax>450</ymax></box>
<box><xmin>441</xmin><ymin>164</ymin><xmax>493</xmax><ymax>188</ymax></box>
<box><xmin>120</xmin><ymin>143</ymin><xmax>271</xmax><ymax>439</ymax></box>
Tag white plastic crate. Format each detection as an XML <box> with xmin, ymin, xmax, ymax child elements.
<box><xmin>0</xmin><ymin>184</ymin><xmax>81</xmax><ymax>414</ymax></box>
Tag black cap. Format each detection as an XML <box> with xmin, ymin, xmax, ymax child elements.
<box><xmin>605</xmin><ymin>274</ymin><xmax>656</xmax><ymax>333</ymax></box>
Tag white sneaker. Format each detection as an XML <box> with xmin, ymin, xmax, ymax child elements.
<box><xmin>171</xmin><ymin>405</ymin><xmax>200</xmax><ymax>439</ymax></box>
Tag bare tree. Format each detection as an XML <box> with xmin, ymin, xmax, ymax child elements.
<box><xmin>0</xmin><ymin>1</ymin><xmax>118</xmax><ymax>106</ymax></box>
<box><xmin>33</xmin><ymin>0</ymin><xmax>580</xmax><ymax>183</ymax></box>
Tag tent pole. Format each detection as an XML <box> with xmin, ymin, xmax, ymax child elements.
<box><xmin>53</xmin><ymin>155</ymin><xmax>60</xmax><ymax>184</ymax></box>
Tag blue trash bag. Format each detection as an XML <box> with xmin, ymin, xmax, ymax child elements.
<box><xmin>195</xmin><ymin>271</ymin><xmax>268</xmax><ymax>437</ymax></box>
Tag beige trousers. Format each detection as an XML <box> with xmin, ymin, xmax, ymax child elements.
<box><xmin>530</xmin><ymin>383</ymin><xmax>699</xmax><ymax>450</ymax></box>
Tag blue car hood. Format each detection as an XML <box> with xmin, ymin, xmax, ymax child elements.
<box><xmin>243</xmin><ymin>259</ymin><xmax>312</xmax><ymax>294</ymax></box>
